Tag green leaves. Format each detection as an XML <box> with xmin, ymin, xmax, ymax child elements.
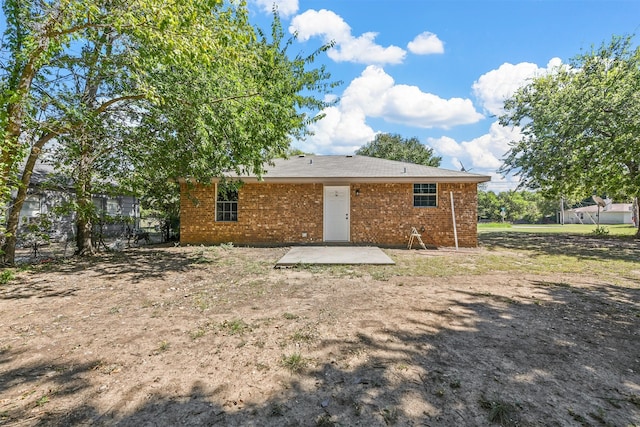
<box><xmin>1</xmin><ymin>0</ymin><xmax>335</xmax><ymax>258</ymax></box>
<box><xmin>356</xmin><ymin>133</ymin><xmax>442</xmax><ymax>167</ymax></box>
<box><xmin>127</xmin><ymin>11</ymin><xmax>335</xmax><ymax>188</ymax></box>
<box><xmin>500</xmin><ymin>35</ymin><xmax>640</xmax><ymax>204</ymax></box>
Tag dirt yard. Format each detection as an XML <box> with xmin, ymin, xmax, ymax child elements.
<box><xmin>1</xmin><ymin>234</ymin><xmax>639</xmax><ymax>426</ymax></box>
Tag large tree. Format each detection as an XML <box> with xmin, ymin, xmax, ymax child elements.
<box><xmin>121</xmin><ymin>15</ymin><xmax>335</xmax><ymax>244</ymax></box>
<box><xmin>499</xmin><ymin>35</ymin><xmax>640</xmax><ymax>236</ymax></box>
<box><xmin>0</xmin><ymin>0</ymin><xmax>209</xmax><ymax>206</ymax></box>
<box><xmin>356</xmin><ymin>133</ymin><xmax>442</xmax><ymax>167</ymax></box>
<box><xmin>1</xmin><ymin>0</ymin><xmax>230</xmax><ymax>262</ymax></box>
<box><xmin>1</xmin><ymin>1</ymin><xmax>334</xmax><ymax>263</ymax></box>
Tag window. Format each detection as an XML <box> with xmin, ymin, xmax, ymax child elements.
<box><xmin>413</xmin><ymin>183</ymin><xmax>437</xmax><ymax>207</ymax></box>
<box><xmin>216</xmin><ymin>185</ymin><xmax>238</xmax><ymax>222</ymax></box>
<box><xmin>19</xmin><ymin>195</ymin><xmax>41</xmax><ymax>224</ymax></box>
<box><xmin>106</xmin><ymin>198</ymin><xmax>120</xmax><ymax>216</ymax></box>
<box><xmin>92</xmin><ymin>197</ymin><xmax>104</xmax><ymax>212</ymax></box>
<box><xmin>21</xmin><ymin>196</ymin><xmax>41</xmax><ymax>217</ymax></box>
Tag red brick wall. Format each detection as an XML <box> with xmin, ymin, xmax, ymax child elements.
<box><xmin>350</xmin><ymin>182</ymin><xmax>478</xmax><ymax>247</ymax></box>
<box><xmin>180</xmin><ymin>181</ymin><xmax>479</xmax><ymax>247</ymax></box>
<box><xmin>180</xmin><ymin>183</ymin><xmax>323</xmax><ymax>245</ymax></box>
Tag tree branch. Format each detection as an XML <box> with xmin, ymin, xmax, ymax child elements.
<box><xmin>95</xmin><ymin>94</ymin><xmax>146</xmax><ymax>114</ymax></box>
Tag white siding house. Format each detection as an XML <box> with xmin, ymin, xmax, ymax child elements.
<box><xmin>566</xmin><ymin>203</ymin><xmax>633</xmax><ymax>225</ymax></box>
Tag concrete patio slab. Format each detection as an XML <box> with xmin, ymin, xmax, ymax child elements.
<box><xmin>275</xmin><ymin>246</ymin><xmax>395</xmax><ymax>266</ymax></box>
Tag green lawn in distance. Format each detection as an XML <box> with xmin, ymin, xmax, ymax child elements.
<box><xmin>477</xmin><ymin>223</ymin><xmax>637</xmax><ymax>236</ymax></box>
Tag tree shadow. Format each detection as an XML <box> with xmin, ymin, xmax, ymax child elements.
<box><xmin>0</xmin><ymin>280</ymin><xmax>80</xmax><ymax>300</ymax></box>
<box><xmin>480</xmin><ymin>232</ymin><xmax>640</xmax><ymax>262</ymax></box>
<box><xmin>0</xmin><ymin>346</ymin><xmax>100</xmax><ymax>425</ymax></box>
<box><xmin>0</xmin><ymin>248</ymin><xmax>203</xmax><ymax>300</ymax></box>
<box><xmin>84</xmin><ymin>248</ymin><xmax>199</xmax><ymax>283</ymax></box>
<box><xmin>9</xmin><ymin>280</ymin><xmax>637</xmax><ymax>426</ymax></box>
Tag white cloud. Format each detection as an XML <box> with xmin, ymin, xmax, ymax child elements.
<box><xmin>428</xmin><ymin>136</ymin><xmax>463</xmax><ymax>157</ymax></box>
<box><xmin>472</xmin><ymin>58</ymin><xmax>562</xmax><ymax>116</ymax></box>
<box><xmin>383</xmin><ymin>85</ymin><xmax>483</xmax><ymax>129</ymax></box>
<box><xmin>482</xmin><ymin>173</ymin><xmax>522</xmax><ymax>192</ymax></box>
<box><xmin>253</xmin><ymin>0</ymin><xmax>299</xmax><ymax>17</ymax></box>
<box><xmin>290</xmin><ymin>9</ymin><xmax>349</xmax><ymax>42</ymax></box>
<box><xmin>295</xmin><ymin>66</ymin><xmax>483</xmax><ymax>154</ymax></box>
<box><xmin>296</xmin><ymin>106</ymin><xmax>376</xmax><ymax>155</ymax></box>
<box><xmin>429</xmin><ymin>122</ymin><xmax>524</xmax><ymax>191</ymax></box>
<box><xmin>429</xmin><ymin>121</ymin><xmax>521</xmax><ymax>171</ymax></box>
<box><xmin>346</xmin><ymin>66</ymin><xmax>483</xmax><ymax>128</ymax></box>
<box><xmin>289</xmin><ymin>9</ymin><xmax>406</xmax><ymax>65</ymax></box>
<box><xmin>407</xmin><ymin>32</ymin><xmax>444</xmax><ymax>55</ymax></box>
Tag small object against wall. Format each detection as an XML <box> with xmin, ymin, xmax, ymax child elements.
<box><xmin>450</xmin><ymin>191</ymin><xmax>458</xmax><ymax>251</ymax></box>
<box><xmin>408</xmin><ymin>227</ymin><xmax>427</xmax><ymax>250</ymax></box>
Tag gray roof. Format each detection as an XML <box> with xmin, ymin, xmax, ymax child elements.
<box><xmin>571</xmin><ymin>203</ymin><xmax>632</xmax><ymax>213</ymax></box>
<box><xmin>224</xmin><ymin>155</ymin><xmax>490</xmax><ymax>184</ymax></box>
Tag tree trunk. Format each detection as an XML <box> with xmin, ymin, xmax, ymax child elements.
<box><xmin>1</xmin><ymin>37</ymin><xmax>49</xmax><ymax>199</ymax></box>
<box><xmin>75</xmin><ymin>214</ymin><xmax>94</xmax><ymax>256</ymax></box>
<box><xmin>75</xmin><ymin>185</ymin><xmax>95</xmax><ymax>256</ymax></box>
<box><xmin>74</xmin><ymin>140</ymin><xmax>96</xmax><ymax>256</ymax></box>
<box><xmin>2</xmin><ymin>94</ymin><xmax>29</xmax><ymax>193</ymax></box>
<box><xmin>1</xmin><ymin>135</ymin><xmax>55</xmax><ymax>265</ymax></box>
<box><xmin>3</xmin><ymin>187</ymin><xmax>25</xmax><ymax>265</ymax></box>
<box><xmin>1</xmin><ymin>105</ymin><xmax>28</xmax><ymax>258</ymax></box>
<box><xmin>634</xmin><ymin>197</ymin><xmax>640</xmax><ymax>239</ymax></box>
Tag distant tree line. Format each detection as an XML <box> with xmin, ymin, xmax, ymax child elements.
<box><xmin>478</xmin><ymin>190</ymin><xmax>559</xmax><ymax>223</ymax></box>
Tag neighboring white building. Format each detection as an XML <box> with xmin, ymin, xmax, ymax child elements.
<box><xmin>12</xmin><ymin>162</ymin><xmax>140</xmax><ymax>242</ymax></box>
<box><xmin>566</xmin><ymin>203</ymin><xmax>634</xmax><ymax>225</ymax></box>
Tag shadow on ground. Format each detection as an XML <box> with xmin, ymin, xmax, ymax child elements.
<box><xmin>0</xmin><ymin>247</ymin><xmax>198</xmax><ymax>299</ymax></box>
<box><xmin>5</xmin><ymin>281</ymin><xmax>637</xmax><ymax>426</ymax></box>
<box><xmin>480</xmin><ymin>232</ymin><xmax>640</xmax><ymax>263</ymax></box>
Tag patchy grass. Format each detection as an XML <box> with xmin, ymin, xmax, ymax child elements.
<box><xmin>0</xmin><ymin>269</ymin><xmax>15</xmax><ymax>285</ymax></box>
<box><xmin>157</xmin><ymin>340</ymin><xmax>170</xmax><ymax>353</ymax></box>
<box><xmin>2</xmin><ymin>239</ymin><xmax>638</xmax><ymax>426</ymax></box>
<box><xmin>189</xmin><ymin>328</ymin><xmax>206</xmax><ymax>340</ymax></box>
<box><xmin>281</xmin><ymin>353</ymin><xmax>307</xmax><ymax>373</ymax></box>
<box><xmin>35</xmin><ymin>395</ymin><xmax>49</xmax><ymax>407</ymax></box>
<box><xmin>383</xmin><ymin>233</ymin><xmax>640</xmax><ymax>283</ymax></box>
<box><xmin>479</xmin><ymin>396</ymin><xmax>520</xmax><ymax>426</ymax></box>
<box><xmin>478</xmin><ymin>222</ymin><xmax>513</xmax><ymax>230</ymax></box>
<box><xmin>220</xmin><ymin>319</ymin><xmax>251</xmax><ymax>335</ymax></box>
<box><xmin>290</xmin><ymin>328</ymin><xmax>315</xmax><ymax>343</ymax></box>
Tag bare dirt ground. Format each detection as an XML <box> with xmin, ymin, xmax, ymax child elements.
<box><xmin>1</xmin><ymin>234</ymin><xmax>639</xmax><ymax>426</ymax></box>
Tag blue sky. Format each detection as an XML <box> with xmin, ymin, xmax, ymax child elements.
<box><xmin>247</xmin><ymin>0</ymin><xmax>640</xmax><ymax>191</ymax></box>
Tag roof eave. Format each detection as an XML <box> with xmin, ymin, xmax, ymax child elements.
<box><xmin>196</xmin><ymin>176</ymin><xmax>490</xmax><ymax>184</ymax></box>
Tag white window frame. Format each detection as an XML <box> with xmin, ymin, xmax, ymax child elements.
<box><xmin>106</xmin><ymin>198</ymin><xmax>121</xmax><ymax>216</ymax></box>
<box><xmin>20</xmin><ymin>195</ymin><xmax>42</xmax><ymax>221</ymax></box>
<box><xmin>413</xmin><ymin>183</ymin><xmax>438</xmax><ymax>207</ymax></box>
<box><xmin>215</xmin><ymin>184</ymin><xmax>238</xmax><ymax>222</ymax></box>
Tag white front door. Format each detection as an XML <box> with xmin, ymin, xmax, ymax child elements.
<box><xmin>323</xmin><ymin>186</ymin><xmax>350</xmax><ymax>242</ymax></box>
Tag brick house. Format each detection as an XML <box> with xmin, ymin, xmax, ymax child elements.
<box><xmin>179</xmin><ymin>155</ymin><xmax>490</xmax><ymax>248</ymax></box>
